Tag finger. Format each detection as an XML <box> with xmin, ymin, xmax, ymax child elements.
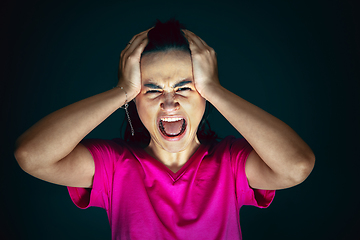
<box><xmin>127</xmin><ymin>27</ymin><xmax>154</xmax><ymax>47</ymax></box>
<box><xmin>128</xmin><ymin>27</ymin><xmax>153</xmax><ymax>45</ymax></box>
<box><xmin>183</xmin><ymin>29</ymin><xmax>210</xmax><ymax>49</ymax></box>
<box><xmin>183</xmin><ymin>30</ymin><xmax>205</xmax><ymax>53</ymax></box>
<box><xmin>118</xmin><ymin>36</ymin><xmax>149</xmax><ymax>80</ymax></box>
<box><xmin>121</xmin><ymin>27</ymin><xmax>153</xmax><ymax>58</ymax></box>
<box><xmin>118</xmin><ymin>27</ymin><xmax>153</xmax><ymax>80</ymax></box>
<box><xmin>122</xmin><ymin>30</ymin><xmax>147</xmax><ymax>54</ymax></box>
<box><xmin>121</xmin><ymin>35</ymin><xmax>149</xmax><ymax>72</ymax></box>
<box><xmin>124</xmin><ymin>32</ymin><xmax>149</xmax><ymax>59</ymax></box>
<box><xmin>132</xmin><ymin>37</ymin><xmax>149</xmax><ymax>57</ymax></box>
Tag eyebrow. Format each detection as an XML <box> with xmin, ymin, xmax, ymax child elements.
<box><xmin>144</xmin><ymin>79</ymin><xmax>193</xmax><ymax>89</ymax></box>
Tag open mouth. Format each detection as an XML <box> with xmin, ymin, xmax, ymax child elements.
<box><xmin>159</xmin><ymin>117</ymin><xmax>187</xmax><ymax>138</ymax></box>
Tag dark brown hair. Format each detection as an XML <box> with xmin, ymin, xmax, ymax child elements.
<box><xmin>121</xmin><ymin>18</ymin><xmax>219</xmax><ymax>146</ymax></box>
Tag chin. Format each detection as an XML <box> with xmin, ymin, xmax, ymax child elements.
<box><xmin>155</xmin><ymin>135</ymin><xmax>189</xmax><ymax>153</ymax></box>
<box><xmin>153</xmin><ymin>128</ymin><xmax>197</xmax><ymax>153</ymax></box>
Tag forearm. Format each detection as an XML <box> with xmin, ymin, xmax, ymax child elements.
<box><xmin>202</xmin><ymin>84</ymin><xmax>314</xmax><ymax>175</ymax></box>
<box><xmin>15</xmin><ymin>87</ymin><xmax>132</xmax><ymax>168</ymax></box>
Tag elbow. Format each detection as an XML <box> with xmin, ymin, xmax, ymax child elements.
<box><xmin>14</xmin><ymin>144</ymin><xmax>38</xmax><ymax>174</ymax></box>
<box><xmin>14</xmin><ymin>145</ymin><xmax>31</xmax><ymax>173</ymax></box>
<box><xmin>292</xmin><ymin>151</ymin><xmax>315</xmax><ymax>185</ymax></box>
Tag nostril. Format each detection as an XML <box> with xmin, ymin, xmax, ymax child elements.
<box><xmin>161</xmin><ymin>100</ymin><xmax>180</xmax><ymax>111</ymax></box>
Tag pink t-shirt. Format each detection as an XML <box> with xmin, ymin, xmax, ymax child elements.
<box><xmin>68</xmin><ymin>136</ymin><xmax>275</xmax><ymax>240</ymax></box>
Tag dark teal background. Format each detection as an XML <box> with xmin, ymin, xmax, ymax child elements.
<box><xmin>2</xmin><ymin>0</ymin><xmax>359</xmax><ymax>239</ymax></box>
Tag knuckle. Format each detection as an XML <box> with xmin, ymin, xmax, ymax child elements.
<box><xmin>128</xmin><ymin>54</ymin><xmax>139</xmax><ymax>62</ymax></box>
<box><xmin>126</xmin><ymin>55</ymin><xmax>133</xmax><ymax>61</ymax></box>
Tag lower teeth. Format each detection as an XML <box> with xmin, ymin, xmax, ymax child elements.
<box><xmin>160</xmin><ymin>119</ymin><xmax>185</xmax><ymax>137</ymax></box>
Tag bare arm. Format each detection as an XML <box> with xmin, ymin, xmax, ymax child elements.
<box><xmin>183</xmin><ymin>29</ymin><xmax>315</xmax><ymax>190</ymax></box>
<box><xmin>14</xmin><ymin>28</ymin><xmax>151</xmax><ymax>188</ymax></box>
<box><xmin>203</xmin><ymin>85</ymin><xmax>315</xmax><ymax>190</ymax></box>
<box><xmin>15</xmin><ymin>88</ymin><xmax>128</xmax><ymax>187</ymax></box>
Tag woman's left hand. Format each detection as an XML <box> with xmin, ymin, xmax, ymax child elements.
<box><xmin>182</xmin><ymin>29</ymin><xmax>220</xmax><ymax>98</ymax></box>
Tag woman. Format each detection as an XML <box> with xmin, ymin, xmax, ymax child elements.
<box><xmin>14</xmin><ymin>19</ymin><xmax>315</xmax><ymax>239</ymax></box>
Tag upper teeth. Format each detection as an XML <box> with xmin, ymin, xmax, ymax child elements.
<box><xmin>161</xmin><ymin>117</ymin><xmax>183</xmax><ymax>122</ymax></box>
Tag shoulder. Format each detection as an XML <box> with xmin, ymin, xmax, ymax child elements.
<box><xmin>202</xmin><ymin>136</ymin><xmax>252</xmax><ymax>167</ymax></box>
<box><xmin>79</xmin><ymin>138</ymin><xmax>146</xmax><ymax>173</ymax></box>
<box><xmin>80</xmin><ymin>138</ymin><xmax>141</xmax><ymax>161</ymax></box>
<box><xmin>206</xmin><ymin>136</ymin><xmax>251</xmax><ymax>154</ymax></box>
<box><xmin>81</xmin><ymin>138</ymin><xmax>122</xmax><ymax>152</ymax></box>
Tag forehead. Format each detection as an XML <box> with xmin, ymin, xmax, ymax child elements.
<box><xmin>140</xmin><ymin>51</ymin><xmax>192</xmax><ymax>82</ymax></box>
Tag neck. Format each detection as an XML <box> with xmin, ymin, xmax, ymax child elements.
<box><xmin>144</xmin><ymin>138</ymin><xmax>201</xmax><ymax>173</ymax></box>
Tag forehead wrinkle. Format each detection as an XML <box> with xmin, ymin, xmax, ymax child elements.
<box><xmin>142</xmin><ymin>69</ymin><xmax>187</xmax><ymax>84</ymax></box>
<box><xmin>141</xmin><ymin>51</ymin><xmax>192</xmax><ymax>89</ymax></box>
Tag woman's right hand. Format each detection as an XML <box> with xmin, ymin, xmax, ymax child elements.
<box><xmin>14</xmin><ymin>27</ymin><xmax>153</xmax><ymax>189</ymax></box>
<box><xmin>117</xmin><ymin>28</ymin><xmax>152</xmax><ymax>100</ymax></box>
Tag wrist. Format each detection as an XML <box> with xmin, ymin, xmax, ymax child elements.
<box><xmin>115</xmin><ymin>83</ymin><xmax>140</xmax><ymax>101</ymax></box>
<box><xmin>113</xmin><ymin>85</ymin><xmax>135</xmax><ymax>136</ymax></box>
<box><xmin>198</xmin><ymin>82</ymin><xmax>223</xmax><ymax>101</ymax></box>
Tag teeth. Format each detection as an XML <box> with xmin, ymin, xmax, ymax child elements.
<box><xmin>160</xmin><ymin>117</ymin><xmax>183</xmax><ymax>122</ymax></box>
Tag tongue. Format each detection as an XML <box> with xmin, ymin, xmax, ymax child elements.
<box><xmin>162</xmin><ymin>120</ymin><xmax>183</xmax><ymax>135</ymax></box>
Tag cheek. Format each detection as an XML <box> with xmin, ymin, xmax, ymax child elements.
<box><xmin>188</xmin><ymin>96</ymin><xmax>206</xmax><ymax>122</ymax></box>
<box><xmin>135</xmin><ymin>96</ymin><xmax>158</xmax><ymax>129</ymax></box>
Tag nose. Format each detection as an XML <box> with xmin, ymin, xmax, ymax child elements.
<box><xmin>160</xmin><ymin>92</ymin><xmax>180</xmax><ymax>112</ymax></box>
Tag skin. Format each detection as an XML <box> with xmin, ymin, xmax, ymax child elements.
<box><xmin>13</xmin><ymin>28</ymin><xmax>152</xmax><ymax>188</ymax></box>
<box><xmin>136</xmin><ymin>51</ymin><xmax>206</xmax><ymax>173</ymax></box>
<box><xmin>182</xmin><ymin>29</ymin><xmax>315</xmax><ymax>189</ymax></box>
<box><xmin>14</xmin><ymin>27</ymin><xmax>315</xmax><ymax>191</ymax></box>
<box><xmin>136</xmin><ymin>30</ymin><xmax>315</xmax><ymax>190</ymax></box>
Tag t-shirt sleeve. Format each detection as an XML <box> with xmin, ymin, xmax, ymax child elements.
<box><xmin>67</xmin><ymin>138</ymin><xmax>121</xmax><ymax>210</ymax></box>
<box><xmin>229</xmin><ymin>137</ymin><xmax>275</xmax><ymax>208</ymax></box>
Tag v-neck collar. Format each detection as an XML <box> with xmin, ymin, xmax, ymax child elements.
<box><xmin>137</xmin><ymin>144</ymin><xmax>208</xmax><ymax>182</ymax></box>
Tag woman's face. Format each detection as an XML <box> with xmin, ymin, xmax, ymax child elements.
<box><xmin>136</xmin><ymin>50</ymin><xmax>206</xmax><ymax>153</ymax></box>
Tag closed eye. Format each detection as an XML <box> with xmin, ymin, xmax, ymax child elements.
<box><xmin>146</xmin><ymin>90</ymin><xmax>162</xmax><ymax>94</ymax></box>
<box><xmin>176</xmin><ymin>87</ymin><xmax>191</xmax><ymax>92</ymax></box>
